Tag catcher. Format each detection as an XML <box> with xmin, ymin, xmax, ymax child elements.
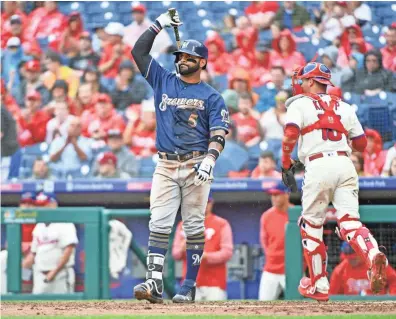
<box><xmin>281</xmin><ymin>61</ymin><xmax>388</xmax><ymax>301</ymax></box>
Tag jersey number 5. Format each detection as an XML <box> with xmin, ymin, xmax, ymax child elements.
<box><xmin>318</xmin><ymin>114</ymin><xmax>342</xmax><ymax>142</ymax></box>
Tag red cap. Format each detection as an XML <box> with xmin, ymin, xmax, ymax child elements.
<box><xmin>98</xmin><ymin>152</ymin><xmax>117</xmax><ymax>166</ymax></box>
<box><xmin>97</xmin><ymin>93</ymin><xmax>112</xmax><ymax>103</ymax></box>
<box><xmin>25</xmin><ymin>60</ymin><xmax>41</xmax><ymax>72</ymax></box>
<box><xmin>26</xmin><ymin>90</ymin><xmax>41</xmax><ymax>101</ymax></box>
<box><xmin>335</xmin><ymin>1</ymin><xmax>348</xmax><ymax>7</ymax></box>
<box><xmin>132</xmin><ymin>4</ymin><xmax>146</xmax><ymax>13</ymax></box>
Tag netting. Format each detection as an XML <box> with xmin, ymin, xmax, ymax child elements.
<box><xmin>324</xmin><ymin>222</ymin><xmax>396</xmax><ymax>276</ymax></box>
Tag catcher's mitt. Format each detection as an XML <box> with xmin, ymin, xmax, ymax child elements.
<box><xmin>281</xmin><ymin>160</ymin><xmax>304</xmax><ymax>192</ymax></box>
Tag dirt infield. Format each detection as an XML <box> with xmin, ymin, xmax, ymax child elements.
<box><xmin>2</xmin><ymin>300</ymin><xmax>396</xmax><ymax>317</ymax></box>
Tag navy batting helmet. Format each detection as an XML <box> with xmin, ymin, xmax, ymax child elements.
<box><xmin>173</xmin><ymin>39</ymin><xmax>208</xmax><ymax>69</ymax></box>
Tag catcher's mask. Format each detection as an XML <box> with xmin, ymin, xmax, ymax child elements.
<box><xmin>291</xmin><ymin>62</ymin><xmax>334</xmax><ymax>96</ymax></box>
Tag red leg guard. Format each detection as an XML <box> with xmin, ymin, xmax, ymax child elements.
<box><xmin>336</xmin><ymin>215</ymin><xmax>375</xmax><ymax>269</ymax></box>
<box><xmin>299</xmin><ymin>217</ymin><xmax>328</xmax><ymax>286</ymax></box>
<box><xmin>336</xmin><ymin>214</ymin><xmax>388</xmax><ymax>293</ymax></box>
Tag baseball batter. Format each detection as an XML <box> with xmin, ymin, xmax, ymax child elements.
<box><xmin>131</xmin><ymin>10</ymin><xmax>229</xmax><ymax>303</ymax></box>
<box><xmin>281</xmin><ymin>61</ymin><xmax>388</xmax><ymax>301</ymax></box>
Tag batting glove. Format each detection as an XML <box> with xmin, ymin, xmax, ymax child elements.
<box><xmin>193</xmin><ymin>156</ymin><xmax>215</xmax><ymax>186</ymax></box>
<box><xmin>156</xmin><ymin>11</ymin><xmax>182</xmax><ymax>29</ymax></box>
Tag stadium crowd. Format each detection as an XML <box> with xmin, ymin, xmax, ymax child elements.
<box><xmin>1</xmin><ymin>1</ymin><xmax>396</xmax><ymax>181</ymax></box>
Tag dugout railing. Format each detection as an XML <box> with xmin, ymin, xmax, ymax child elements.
<box><xmin>2</xmin><ymin>206</ymin><xmax>396</xmax><ymax>300</ymax></box>
<box><xmin>285</xmin><ymin>205</ymin><xmax>396</xmax><ymax>301</ymax></box>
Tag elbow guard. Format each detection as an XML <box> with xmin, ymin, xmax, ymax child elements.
<box><xmin>351</xmin><ymin>135</ymin><xmax>367</xmax><ymax>152</ymax></box>
<box><xmin>282</xmin><ymin>124</ymin><xmax>300</xmax><ymax>155</ymax></box>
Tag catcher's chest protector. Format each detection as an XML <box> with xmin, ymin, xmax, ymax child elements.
<box><xmin>300</xmin><ymin>93</ymin><xmax>348</xmax><ymax>137</ymax></box>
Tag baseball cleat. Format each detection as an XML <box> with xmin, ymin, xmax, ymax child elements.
<box><xmin>172</xmin><ymin>284</ymin><xmax>196</xmax><ymax>303</ymax></box>
<box><xmin>298</xmin><ymin>277</ymin><xmax>329</xmax><ymax>302</ymax></box>
<box><xmin>134</xmin><ymin>279</ymin><xmax>163</xmax><ymax>304</ymax></box>
<box><xmin>369</xmin><ymin>252</ymin><xmax>388</xmax><ymax>294</ymax></box>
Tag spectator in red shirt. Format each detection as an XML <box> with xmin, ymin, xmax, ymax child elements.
<box><xmin>381</xmin><ymin>25</ymin><xmax>396</xmax><ymax>72</ymax></box>
<box><xmin>259</xmin><ymin>180</ymin><xmax>291</xmax><ymax>300</ymax></box>
<box><xmin>245</xmin><ymin>1</ymin><xmax>279</xmax><ymax>30</ymax></box>
<box><xmin>74</xmin><ymin>83</ymin><xmax>97</xmax><ymax>116</ymax></box>
<box><xmin>251</xmin><ymin>151</ymin><xmax>282</xmax><ymax>178</ymax></box>
<box><xmin>330</xmin><ymin>242</ymin><xmax>396</xmax><ymax>296</ymax></box>
<box><xmin>81</xmin><ymin>93</ymin><xmax>126</xmax><ymax>139</ymax></box>
<box><xmin>99</xmin><ymin>22</ymin><xmax>133</xmax><ymax>87</ymax></box>
<box><xmin>229</xmin><ymin>68</ymin><xmax>259</xmax><ymax>105</ymax></box>
<box><xmin>19</xmin><ymin>192</ymin><xmax>36</xmax><ymax>243</ymax></box>
<box><xmin>270</xmin><ymin>29</ymin><xmax>306</xmax><ymax>76</ymax></box>
<box><xmin>58</xmin><ymin>12</ymin><xmax>84</xmax><ymax>58</ymax></box>
<box><xmin>233</xmin><ymin>27</ymin><xmax>258</xmax><ymax>70</ymax></box>
<box><xmin>123</xmin><ymin>99</ymin><xmax>156</xmax><ymax>157</ymax></box>
<box><xmin>1</xmin><ymin>79</ymin><xmax>21</xmax><ymax>119</ymax></box>
<box><xmin>2</xmin><ymin>14</ymin><xmax>41</xmax><ymax>60</ymax></box>
<box><xmin>231</xmin><ymin>93</ymin><xmax>262</xmax><ymax>147</ymax></box>
<box><xmin>337</xmin><ymin>24</ymin><xmax>373</xmax><ymax>68</ymax></box>
<box><xmin>172</xmin><ymin>193</ymin><xmax>233</xmax><ymax>301</ymax></box>
<box><xmin>204</xmin><ymin>32</ymin><xmax>233</xmax><ymax>76</ymax></box>
<box><xmin>24</xmin><ymin>1</ymin><xmax>66</xmax><ymax>45</ymax></box>
<box><xmin>17</xmin><ymin>91</ymin><xmax>51</xmax><ymax>147</ymax></box>
<box><xmin>1</xmin><ymin>1</ymin><xmax>27</xmax><ymax>40</ymax></box>
<box><xmin>363</xmin><ymin>129</ymin><xmax>387</xmax><ymax>176</ymax></box>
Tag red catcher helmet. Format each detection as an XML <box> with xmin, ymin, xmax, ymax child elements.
<box><xmin>292</xmin><ymin>62</ymin><xmax>334</xmax><ymax>96</ymax></box>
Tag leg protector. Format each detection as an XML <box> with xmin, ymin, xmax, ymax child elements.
<box><xmin>299</xmin><ymin>217</ymin><xmax>328</xmax><ymax>291</ymax></box>
<box><xmin>335</xmin><ymin>214</ymin><xmax>379</xmax><ymax>268</ymax></box>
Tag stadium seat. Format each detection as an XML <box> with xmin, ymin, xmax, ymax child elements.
<box><xmin>58</xmin><ymin>1</ymin><xmax>85</xmax><ymax>15</ymax></box>
<box><xmin>86</xmin><ymin>1</ymin><xmax>117</xmax><ymax>14</ymax></box>
<box><xmin>367</xmin><ymin>105</ymin><xmax>393</xmax><ymax>142</ymax></box>
<box><xmin>213</xmin><ymin>74</ymin><xmax>229</xmax><ymax>93</ymax></box>
<box><xmin>214</xmin><ymin>141</ymin><xmax>249</xmax><ymax>177</ymax></box>
<box><xmin>138</xmin><ymin>157</ymin><xmax>156</xmax><ymax>178</ymax></box>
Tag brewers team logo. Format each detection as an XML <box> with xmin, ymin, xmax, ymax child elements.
<box><xmin>159</xmin><ymin>94</ymin><xmax>205</xmax><ymax>111</ymax></box>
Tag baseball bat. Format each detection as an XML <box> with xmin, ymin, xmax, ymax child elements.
<box><xmin>168</xmin><ymin>8</ymin><xmax>181</xmax><ymax>49</ymax></box>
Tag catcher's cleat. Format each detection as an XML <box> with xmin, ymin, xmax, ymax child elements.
<box><xmin>369</xmin><ymin>252</ymin><xmax>388</xmax><ymax>294</ymax></box>
<box><xmin>298</xmin><ymin>277</ymin><xmax>329</xmax><ymax>302</ymax></box>
<box><xmin>172</xmin><ymin>282</ymin><xmax>196</xmax><ymax>303</ymax></box>
<box><xmin>134</xmin><ymin>279</ymin><xmax>163</xmax><ymax>304</ymax></box>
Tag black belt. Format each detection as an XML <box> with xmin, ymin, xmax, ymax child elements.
<box><xmin>158</xmin><ymin>151</ymin><xmax>206</xmax><ymax>162</ymax></box>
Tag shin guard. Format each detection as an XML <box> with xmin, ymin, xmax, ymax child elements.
<box><xmin>335</xmin><ymin>214</ymin><xmax>380</xmax><ymax>268</ymax></box>
<box><xmin>299</xmin><ymin>217</ymin><xmax>328</xmax><ymax>291</ymax></box>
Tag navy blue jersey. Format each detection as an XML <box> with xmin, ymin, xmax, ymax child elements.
<box><xmin>144</xmin><ymin>58</ymin><xmax>229</xmax><ymax>155</ymax></box>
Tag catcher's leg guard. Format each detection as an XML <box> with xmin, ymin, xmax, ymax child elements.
<box><xmin>336</xmin><ymin>214</ymin><xmax>388</xmax><ymax>293</ymax></box>
<box><xmin>298</xmin><ymin>217</ymin><xmax>329</xmax><ymax>301</ymax></box>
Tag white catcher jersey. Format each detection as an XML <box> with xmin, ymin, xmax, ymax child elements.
<box><xmin>285</xmin><ymin>94</ymin><xmax>364</xmax><ymax>163</ymax></box>
<box><xmin>30</xmin><ymin>223</ymin><xmax>78</xmax><ymax>271</ymax></box>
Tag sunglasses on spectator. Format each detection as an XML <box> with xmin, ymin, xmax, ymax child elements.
<box><xmin>276</xmin><ymin>97</ymin><xmax>287</xmax><ymax>102</ymax></box>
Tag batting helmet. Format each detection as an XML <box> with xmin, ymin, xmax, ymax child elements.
<box><xmin>173</xmin><ymin>39</ymin><xmax>208</xmax><ymax>69</ymax></box>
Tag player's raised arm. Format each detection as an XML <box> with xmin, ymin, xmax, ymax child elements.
<box><xmin>131</xmin><ymin>10</ymin><xmax>182</xmax><ymax>76</ymax></box>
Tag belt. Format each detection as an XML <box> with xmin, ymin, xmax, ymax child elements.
<box><xmin>158</xmin><ymin>151</ymin><xmax>206</xmax><ymax>162</ymax></box>
<box><xmin>308</xmin><ymin>151</ymin><xmax>348</xmax><ymax>162</ymax></box>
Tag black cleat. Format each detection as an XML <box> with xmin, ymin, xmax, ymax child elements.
<box><xmin>172</xmin><ymin>284</ymin><xmax>196</xmax><ymax>303</ymax></box>
<box><xmin>134</xmin><ymin>279</ymin><xmax>163</xmax><ymax>304</ymax></box>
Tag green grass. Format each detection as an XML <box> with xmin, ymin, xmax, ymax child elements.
<box><xmin>2</xmin><ymin>316</ymin><xmax>396</xmax><ymax>319</ymax></box>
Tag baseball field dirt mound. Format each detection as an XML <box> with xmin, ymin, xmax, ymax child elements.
<box><xmin>2</xmin><ymin>300</ymin><xmax>396</xmax><ymax>317</ymax></box>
